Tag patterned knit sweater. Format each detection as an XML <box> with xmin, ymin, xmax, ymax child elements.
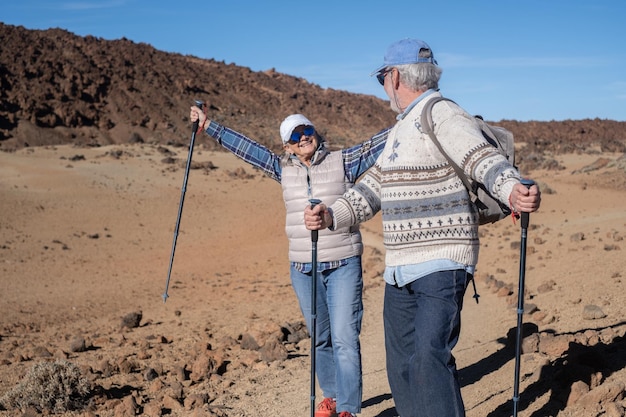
<box><xmin>330</xmin><ymin>92</ymin><xmax>521</xmax><ymax>267</ymax></box>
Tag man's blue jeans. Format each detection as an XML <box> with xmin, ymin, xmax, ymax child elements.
<box><xmin>290</xmin><ymin>256</ymin><xmax>364</xmax><ymax>414</ymax></box>
<box><xmin>383</xmin><ymin>269</ymin><xmax>469</xmax><ymax>417</ymax></box>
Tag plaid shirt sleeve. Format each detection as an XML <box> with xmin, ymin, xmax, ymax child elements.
<box><xmin>341</xmin><ymin>127</ymin><xmax>391</xmax><ymax>182</ymax></box>
<box><xmin>205</xmin><ymin>121</ymin><xmax>282</xmax><ymax>182</ymax></box>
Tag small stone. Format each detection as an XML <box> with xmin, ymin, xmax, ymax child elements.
<box><xmin>582</xmin><ymin>305</ymin><xmax>606</xmax><ymax>320</ymax></box>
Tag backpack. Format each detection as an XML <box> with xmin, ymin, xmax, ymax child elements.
<box><xmin>420</xmin><ymin>96</ymin><xmax>516</xmax><ymax>225</ymax></box>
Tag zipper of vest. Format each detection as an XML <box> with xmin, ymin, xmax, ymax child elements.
<box><xmin>306</xmin><ymin>169</ymin><xmax>313</xmax><ymax>200</ymax></box>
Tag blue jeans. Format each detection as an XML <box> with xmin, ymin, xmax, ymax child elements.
<box><xmin>383</xmin><ymin>269</ymin><xmax>469</xmax><ymax>417</ymax></box>
<box><xmin>290</xmin><ymin>256</ymin><xmax>364</xmax><ymax>414</ymax></box>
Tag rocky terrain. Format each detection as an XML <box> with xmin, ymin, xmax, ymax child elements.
<box><xmin>0</xmin><ymin>23</ymin><xmax>397</xmax><ymax>153</ymax></box>
<box><xmin>1</xmin><ymin>22</ymin><xmax>626</xmax><ymax>417</ymax></box>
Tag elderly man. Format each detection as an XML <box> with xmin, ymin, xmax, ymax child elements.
<box><xmin>304</xmin><ymin>38</ymin><xmax>541</xmax><ymax>417</ymax></box>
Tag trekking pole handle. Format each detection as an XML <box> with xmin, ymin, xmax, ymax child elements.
<box><xmin>309</xmin><ymin>199</ymin><xmax>322</xmax><ymax>243</ymax></box>
<box><xmin>520</xmin><ymin>179</ymin><xmax>535</xmax><ymax>229</ymax></box>
<box><xmin>192</xmin><ymin>99</ymin><xmax>204</xmax><ymax>132</ymax></box>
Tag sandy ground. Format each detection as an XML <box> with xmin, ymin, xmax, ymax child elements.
<box><xmin>1</xmin><ymin>143</ymin><xmax>625</xmax><ymax>417</ymax></box>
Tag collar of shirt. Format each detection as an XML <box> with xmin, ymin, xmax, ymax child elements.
<box><xmin>396</xmin><ymin>88</ymin><xmax>438</xmax><ymax>121</ymax></box>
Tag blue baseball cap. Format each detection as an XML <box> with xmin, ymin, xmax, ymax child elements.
<box><xmin>371</xmin><ymin>38</ymin><xmax>437</xmax><ymax>76</ymax></box>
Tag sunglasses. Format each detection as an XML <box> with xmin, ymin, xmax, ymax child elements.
<box><xmin>376</xmin><ymin>69</ymin><xmax>391</xmax><ymax>86</ymax></box>
<box><xmin>289</xmin><ymin>126</ymin><xmax>315</xmax><ymax>143</ymax></box>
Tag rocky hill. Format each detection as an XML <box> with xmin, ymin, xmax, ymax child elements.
<box><xmin>1</xmin><ymin>22</ymin><xmax>626</xmax><ymax>162</ymax></box>
<box><xmin>0</xmin><ymin>23</ymin><xmax>396</xmax><ymax>153</ymax></box>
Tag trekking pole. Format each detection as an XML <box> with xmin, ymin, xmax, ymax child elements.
<box><xmin>309</xmin><ymin>198</ymin><xmax>322</xmax><ymax>417</ymax></box>
<box><xmin>512</xmin><ymin>178</ymin><xmax>535</xmax><ymax>416</ymax></box>
<box><xmin>162</xmin><ymin>100</ymin><xmax>204</xmax><ymax>303</ymax></box>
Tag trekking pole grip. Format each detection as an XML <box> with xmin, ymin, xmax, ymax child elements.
<box><xmin>192</xmin><ymin>99</ymin><xmax>204</xmax><ymax>133</ymax></box>
<box><xmin>520</xmin><ymin>179</ymin><xmax>534</xmax><ymax>229</ymax></box>
<box><xmin>309</xmin><ymin>199</ymin><xmax>322</xmax><ymax>242</ymax></box>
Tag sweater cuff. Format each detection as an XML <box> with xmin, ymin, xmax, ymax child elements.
<box><xmin>329</xmin><ymin>198</ymin><xmax>355</xmax><ymax>230</ymax></box>
<box><xmin>500</xmin><ymin>180</ymin><xmax>517</xmax><ymax>207</ymax></box>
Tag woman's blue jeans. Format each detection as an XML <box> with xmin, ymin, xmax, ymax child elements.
<box><xmin>383</xmin><ymin>269</ymin><xmax>469</xmax><ymax>417</ymax></box>
<box><xmin>290</xmin><ymin>255</ymin><xmax>364</xmax><ymax>414</ymax></box>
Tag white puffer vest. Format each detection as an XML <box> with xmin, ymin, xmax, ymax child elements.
<box><xmin>281</xmin><ymin>148</ymin><xmax>363</xmax><ymax>263</ymax></box>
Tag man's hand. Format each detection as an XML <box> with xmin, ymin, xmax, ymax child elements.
<box><xmin>510</xmin><ymin>182</ymin><xmax>541</xmax><ymax>213</ymax></box>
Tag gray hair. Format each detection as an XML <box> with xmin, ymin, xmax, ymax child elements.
<box><xmin>395</xmin><ymin>47</ymin><xmax>442</xmax><ymax>92</ymax></box>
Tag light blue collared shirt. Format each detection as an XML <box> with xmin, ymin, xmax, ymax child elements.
<box><xmin>396</xmin><ymin>88</ymin><xmax>438</xmax><ymax>121</ymax></box>
<box><xmin>384</xmin><ymin>260</ymin><xmax>475</xmax><ymax>287</ymax></box>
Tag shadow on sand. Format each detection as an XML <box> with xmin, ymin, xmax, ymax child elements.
<box><xmin>362</xmin><ymin>322</ymin><xmax>625</xmax><ymax>416</ymax></box>
<box><xmin>461</xmin><ymin>321</ymin><xmax>626</xmax><ymax>417</ymax></box>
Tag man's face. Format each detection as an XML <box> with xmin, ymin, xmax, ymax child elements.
<box><xmin>382</xmin><ymin>68</ymin><xmax>402</xmax><ymax>114</ymax></box>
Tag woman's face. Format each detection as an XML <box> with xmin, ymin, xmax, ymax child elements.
<box><xmin>284</xmin><ymin>125</ymin><xmax>318</xmax><ymax>161</ymax></box>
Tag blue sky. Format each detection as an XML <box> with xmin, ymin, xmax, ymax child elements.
<box><xmin>3</xmin><ymin>1</ymin><xmax>625</xmax><ymax>122</ymax></box>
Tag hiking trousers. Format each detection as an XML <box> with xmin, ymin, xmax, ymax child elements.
<box><xmin>290</xmin><ymin>255</ymin><xmax>364</xmax><ymax>414</ymax></box>
<box><xmin>383</xmin><ymin>269</ymin><xmax>469</xmax><ymax>417</ymax></box>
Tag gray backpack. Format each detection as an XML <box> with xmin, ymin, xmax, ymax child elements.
<box><xmin>421</xmin><ymin>96</ymin><xmax>516</xmax><ymax>224</ymax></box>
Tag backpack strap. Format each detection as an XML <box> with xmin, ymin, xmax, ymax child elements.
<box><xmin>420</xmin><ymin>97</ymin><xmax>484</xmax><ymax>207</ymax></box>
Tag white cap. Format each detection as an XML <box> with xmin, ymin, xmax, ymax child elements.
<box><xmin>279</xmin><ymin>114</ymin><xmax>314</xmax><ymax>144</ymax></box>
